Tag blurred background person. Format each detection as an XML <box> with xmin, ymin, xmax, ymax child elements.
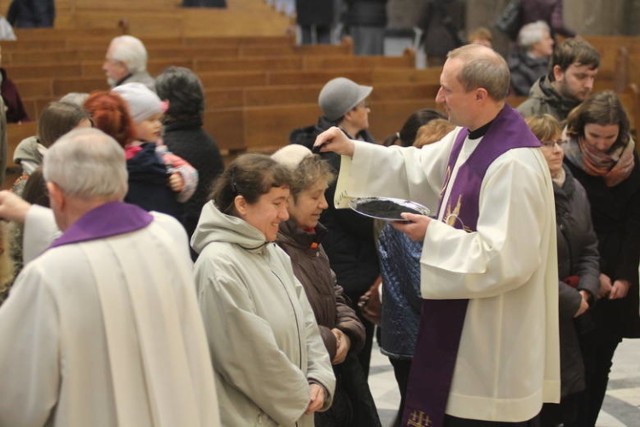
<box><xmin>509</xmin><ymin>21</ymin><xmax>554</xmax><ymax>96</ymax></box>
<box><xmin>103</xmin><ymin>35</ymin><xmax>155</xmax><ymax>90</ymax></box>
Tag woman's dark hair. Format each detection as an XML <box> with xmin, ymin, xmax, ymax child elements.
<box><xmin>211</xmin><ymin>153</ymin><xmax>291</xmax><ymax>215</ymax></box>
<box><xmin>38</xmin><ymin>101</ymin><xmax>91</xmax><ymax>148</ymax></box>
<box><xmin>155</xmin><ymin>66</ymin><xmax>205</xmax><ymax>122</ymax></box>
<box><xmin>21</xmin><ymin>168</ymin><xmax>49</xmax><ymax>207</ymax></box>
<box><xmin>566</xmin><ymin>90</ymin><xmax>631</xmax><ymax>151</ymax></box>
<box><xmin>383</xmin><ymin>108</ymin><xmax>447</xmax><ymax>147</ymax></box>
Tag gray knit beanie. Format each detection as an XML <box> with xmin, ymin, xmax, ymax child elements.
<box><xmin>318</xmin><ymin>77</ymin><xmax>372</xmax><ymax>122</ymax></box>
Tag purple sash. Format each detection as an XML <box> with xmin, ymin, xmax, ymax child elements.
<box><xmin>401</xmin><ymin>105</ymin><xmax>540</xmax><ymax>427</ymax></box>
<box><xmin>50</xmin><ymin>201</ymin><xmax>153</xmax><ymax>249</ymax></box>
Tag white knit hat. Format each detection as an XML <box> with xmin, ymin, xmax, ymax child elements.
<box><xmin>112</xmin><ymin>82</ymin><xmax>163</xmax><ymax>123</ymax></box>
<box><xmin>271</xmin><ymin>145</ymin><xmax>312</xmax><ymax>170</ymax></box>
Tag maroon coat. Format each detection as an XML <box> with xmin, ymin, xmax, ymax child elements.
<box><xmin>1</xmin><ymin>68</ymin><xmax>29</xmax><ymax>123</ymax></box>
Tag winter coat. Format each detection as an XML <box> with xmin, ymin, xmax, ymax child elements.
<box><xmin>163</xmin><ymin>118</ymin><xmax>224</xmax><ymax>240</ymax></box>
<box><xmin>565</xmin><ymin>148</ymin><xmax>640</xmax><ymax>338</ymax></box>
<box><xmin>553</xmin><ymin>165</ymin><xmax>600</xmax><ymax>397</ymax></box>
<box><xmin>417</xmin><ymin>0</ymin><xmax>464</xmax><ymax>58</ymax></box>
<box><xmin>290</xmin><ymin>116</ymin><xmax>380</xmax><ymax>303</ymax></box>
<box><xmin>343</xmin><ymin>0</ymin><xmax>388</xmax><ymax>27</ymax></box>
<box><xmin>125</xmin><ymin>142</ymin><xmax>183</xmax><ymax>220</ymax></box>
<box><xmin>377</xmin><ymin>223</ymin><xmax>422</xmax><ymax>359</ymax></box>
<box><xmin>276</xmin><ymin>219</ymin><xmax>365</xmax><ymax>359</ymax></box>
<box><xmin>296</xmin><ymin>0</ymin><xmax>335</xmax><ymax>26</ymax></box>
<box><xmin>516</xmin><ymin>75</ymin><xmax>581</xmax><ymax>121</ymax></box>
<box><xmin>192</xmin><ymin>202</ymin><xmax>336</xmax><ymax>427</ymax></box>
<box><xmin>277</xmin><ymin>219</ymin><xmax>381</xmax><ymax>427</ymax></box>
<box><xmin>0</xmin><ymin>68</ymin><xmax>29</xmax><ymax>123</ymax></box>
<box><xmin>508</xmin><ymin>50</ymin><xmax>550</xmax><ymax>97</ymax></box>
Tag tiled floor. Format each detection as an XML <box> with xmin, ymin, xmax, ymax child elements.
<box><xmin>368</xmin><ymin>337</ymin><xmax>640</xmax><ymax>427</ymax></box>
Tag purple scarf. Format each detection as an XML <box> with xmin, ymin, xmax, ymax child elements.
<box><xmin>402</xmin><ymin>105</ymin><xmax>541</xmax><ymax>427</ymax></box>
<box><xmin>50</xmin><ymin>202</ymin><xmax>153</xmax><ymax>249</ymax></box>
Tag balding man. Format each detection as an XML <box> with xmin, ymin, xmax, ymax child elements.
<box><xmin>103</xmin><ymin>35</ymin><xmax>155</xmax><ymax>90</ymax></box>
<box><xmin>0</xmin><ymin>128</ymin><xmax>219</xmax><ymax>427</ymax></box>
<box><xmin>315</xmin><ymin>44</ymin><xmax>560</xmax><ymax>427</ymax></box>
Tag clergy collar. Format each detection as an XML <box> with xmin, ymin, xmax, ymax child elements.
<box><xmin>50</xmin><ymin>201</ymin><xmax>153</xmax><ymax>249</ymax></box>
<box><xmin>468</xmin><ymin>118</ymin><xmax>495</xmax><ymax>140</ymax></box>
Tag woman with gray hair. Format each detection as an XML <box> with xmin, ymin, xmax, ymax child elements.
<box><xmin>155</xmin><ymin>66</ymin><xmax>224</xmax><ymax>250</ymax></box>
<box><xmin>508</xmin><ymin>20</ymin><xmax>555</xmax><ymax>96</ymax></box>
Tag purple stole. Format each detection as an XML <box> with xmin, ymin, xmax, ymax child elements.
<box><xmin>50</xmin><ymin>201</ymin><xmax>153</xmax><ymax>249</ymax></box>
<box><xmin>401</xmin><ymin>105</ymin><xmax>541</xmax><ymax>427</ymax></box>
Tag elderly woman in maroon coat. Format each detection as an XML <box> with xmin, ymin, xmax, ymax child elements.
<box><xmin>273</xmin><ymin>145</ymin><xmax>381</xmax><ymax>427</ymax></box>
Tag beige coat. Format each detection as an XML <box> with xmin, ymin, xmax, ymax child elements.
<box><xmin>192</xmin><ymin>202</ymin><xmax>335</xmax><ymax>427</ymax></box>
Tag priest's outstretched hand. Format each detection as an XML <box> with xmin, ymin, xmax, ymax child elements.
<box><xmin>0</xmin><ymin>190</ymin><xmax>31</xmax><ymax>224</ymax></box>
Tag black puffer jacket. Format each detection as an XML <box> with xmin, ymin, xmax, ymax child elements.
<box><xmin>554</xmin><ymin>165</ymin><xmax>600</xmax><ymax>397</ymax></box>
<box><xmin>163</xmin><ymin>118</ymin><xmax>224</xmax><ymax>240</ymax></box>
<box><xmin>508</xmin><ymin>50</ymin><xmax>550</xmax><ymax>97</ymax></box>
<box><xmin>565</xmin><ymin>151</ymin><xmax>640</xmax><ymax>338</ymax></box>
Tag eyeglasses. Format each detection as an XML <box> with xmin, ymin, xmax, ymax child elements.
<box><xmin>540</xmin><ymin>139</ymin><xmax>565</xmax><ymax>148</ymax></box>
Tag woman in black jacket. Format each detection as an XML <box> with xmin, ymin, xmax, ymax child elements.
<box><xmin>563</xmin><ymin>91</ymin><xmax>640</xmax><ymax>426</ymax></box>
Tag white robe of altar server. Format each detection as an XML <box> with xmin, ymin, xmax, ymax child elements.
<box><xmin>0</xmin><ymin>207</ymin><xmax>220</xmax><ymax>427</ymax></box>
<box><xmin>335</xmin><ymin>129</ymin><xmax>560</xmax><ymax>422</ymax></box>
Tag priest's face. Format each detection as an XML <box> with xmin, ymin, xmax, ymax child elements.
<box><xmin>436</xmin><ymin>58</ymin><xmax>478</xmax><ymax>128</ymax></box>
<box><xmin>288</xmin><ymin>180</ymin><xmax>329</xmax><ymax>230</ymax></box>
<box><xmin>238</xmin><ymin>186</ymin><xmax>290</xmax><ymax>241</ymax></box>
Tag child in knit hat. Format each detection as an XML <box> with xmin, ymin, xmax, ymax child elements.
<box><xmin>112</xmin><ymin>82</ymin><xmax>198</xmax><ymax>203</ymax></box>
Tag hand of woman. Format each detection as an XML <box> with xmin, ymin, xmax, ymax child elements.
<box><xmin>305</xmin><ymin>383</ymin><xmax>326</xmax><ymax>415</ymax></box>
<box><xmin>598</xmin><ymin>273</ymin><xmax>612</xmax><ymax>299</ymax></box>
<box><xmin>331</xmin><ymin>328</ymin><xmax>351</xmax><ymax>365</ymax></box>
<box><xmin>609</xmin><ymin>279</ymin><xmax>630</xmax><ymax>300</ymax></box>
<box><xmin>574</xmin><ymin>290</ymin><xmax>590</xmax><ymax>317</ymax></box>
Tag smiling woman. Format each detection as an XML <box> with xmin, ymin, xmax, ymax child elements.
<box><xmin>191</xmin><ymin>153</ymin><xmax>336</xmax><ymax>427</ymax></box>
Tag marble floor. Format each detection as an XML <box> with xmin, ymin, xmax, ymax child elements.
<box><xmin>368</xmin><ymin>337</ymin><xmax>640</xmax><ymax>427</ymax></box>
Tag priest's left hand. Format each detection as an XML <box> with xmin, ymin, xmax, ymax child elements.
<box><xmin>392</xmin><ymin>212</ymin><xmax>430</xmax><ymax>241</ymax></box>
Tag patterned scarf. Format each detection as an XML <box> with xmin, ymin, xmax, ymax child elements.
<box><xmin>563</xmin><ymin>136</ymin><xmax>635</xmax><ymax>187</ymax></box>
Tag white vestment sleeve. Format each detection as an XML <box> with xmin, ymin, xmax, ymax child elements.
<box><xmin>421</xmin><ymin>148</ymin><xmax>551</xmax><ymax>299</ymax></box>
<box><xmin>23</xmin><ymin>205</ymin><xmax>60</xmax><ymax>264</ymax></box>
<box><xmin>0</xmin><ymin>263</ymin><xmax>60</xmax><ymax>427</ymax></box>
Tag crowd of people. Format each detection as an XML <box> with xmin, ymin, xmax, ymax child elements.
<box><xmin>0</xmin><ymin>12</ymin><xmax>638</xmax><ymax>427</ymax></box>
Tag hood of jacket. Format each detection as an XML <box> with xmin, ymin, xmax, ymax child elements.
<box><xmin>191</xmin><ymin>200</ymin><xmax>269</xmax><ymax>254</ymax></box>
<box><xmin>13</xmin><ymin>136</ymin><xmax>45</xmax><ymax>173</ymax></box>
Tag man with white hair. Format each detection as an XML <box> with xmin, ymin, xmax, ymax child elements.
<box><xmin>508</xmin><ymin>21</ymin><xmax>555</xmax><ymax>96</ymax></box>
<box><xmin>0</xmin><ymin>128</ymin><xmax>219</xmax><ymax>426</ymax></box>
<box><xmin>103</xmin><ymin>35</ymin><xmax>155</xmax><ymax>90</ymax></box>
